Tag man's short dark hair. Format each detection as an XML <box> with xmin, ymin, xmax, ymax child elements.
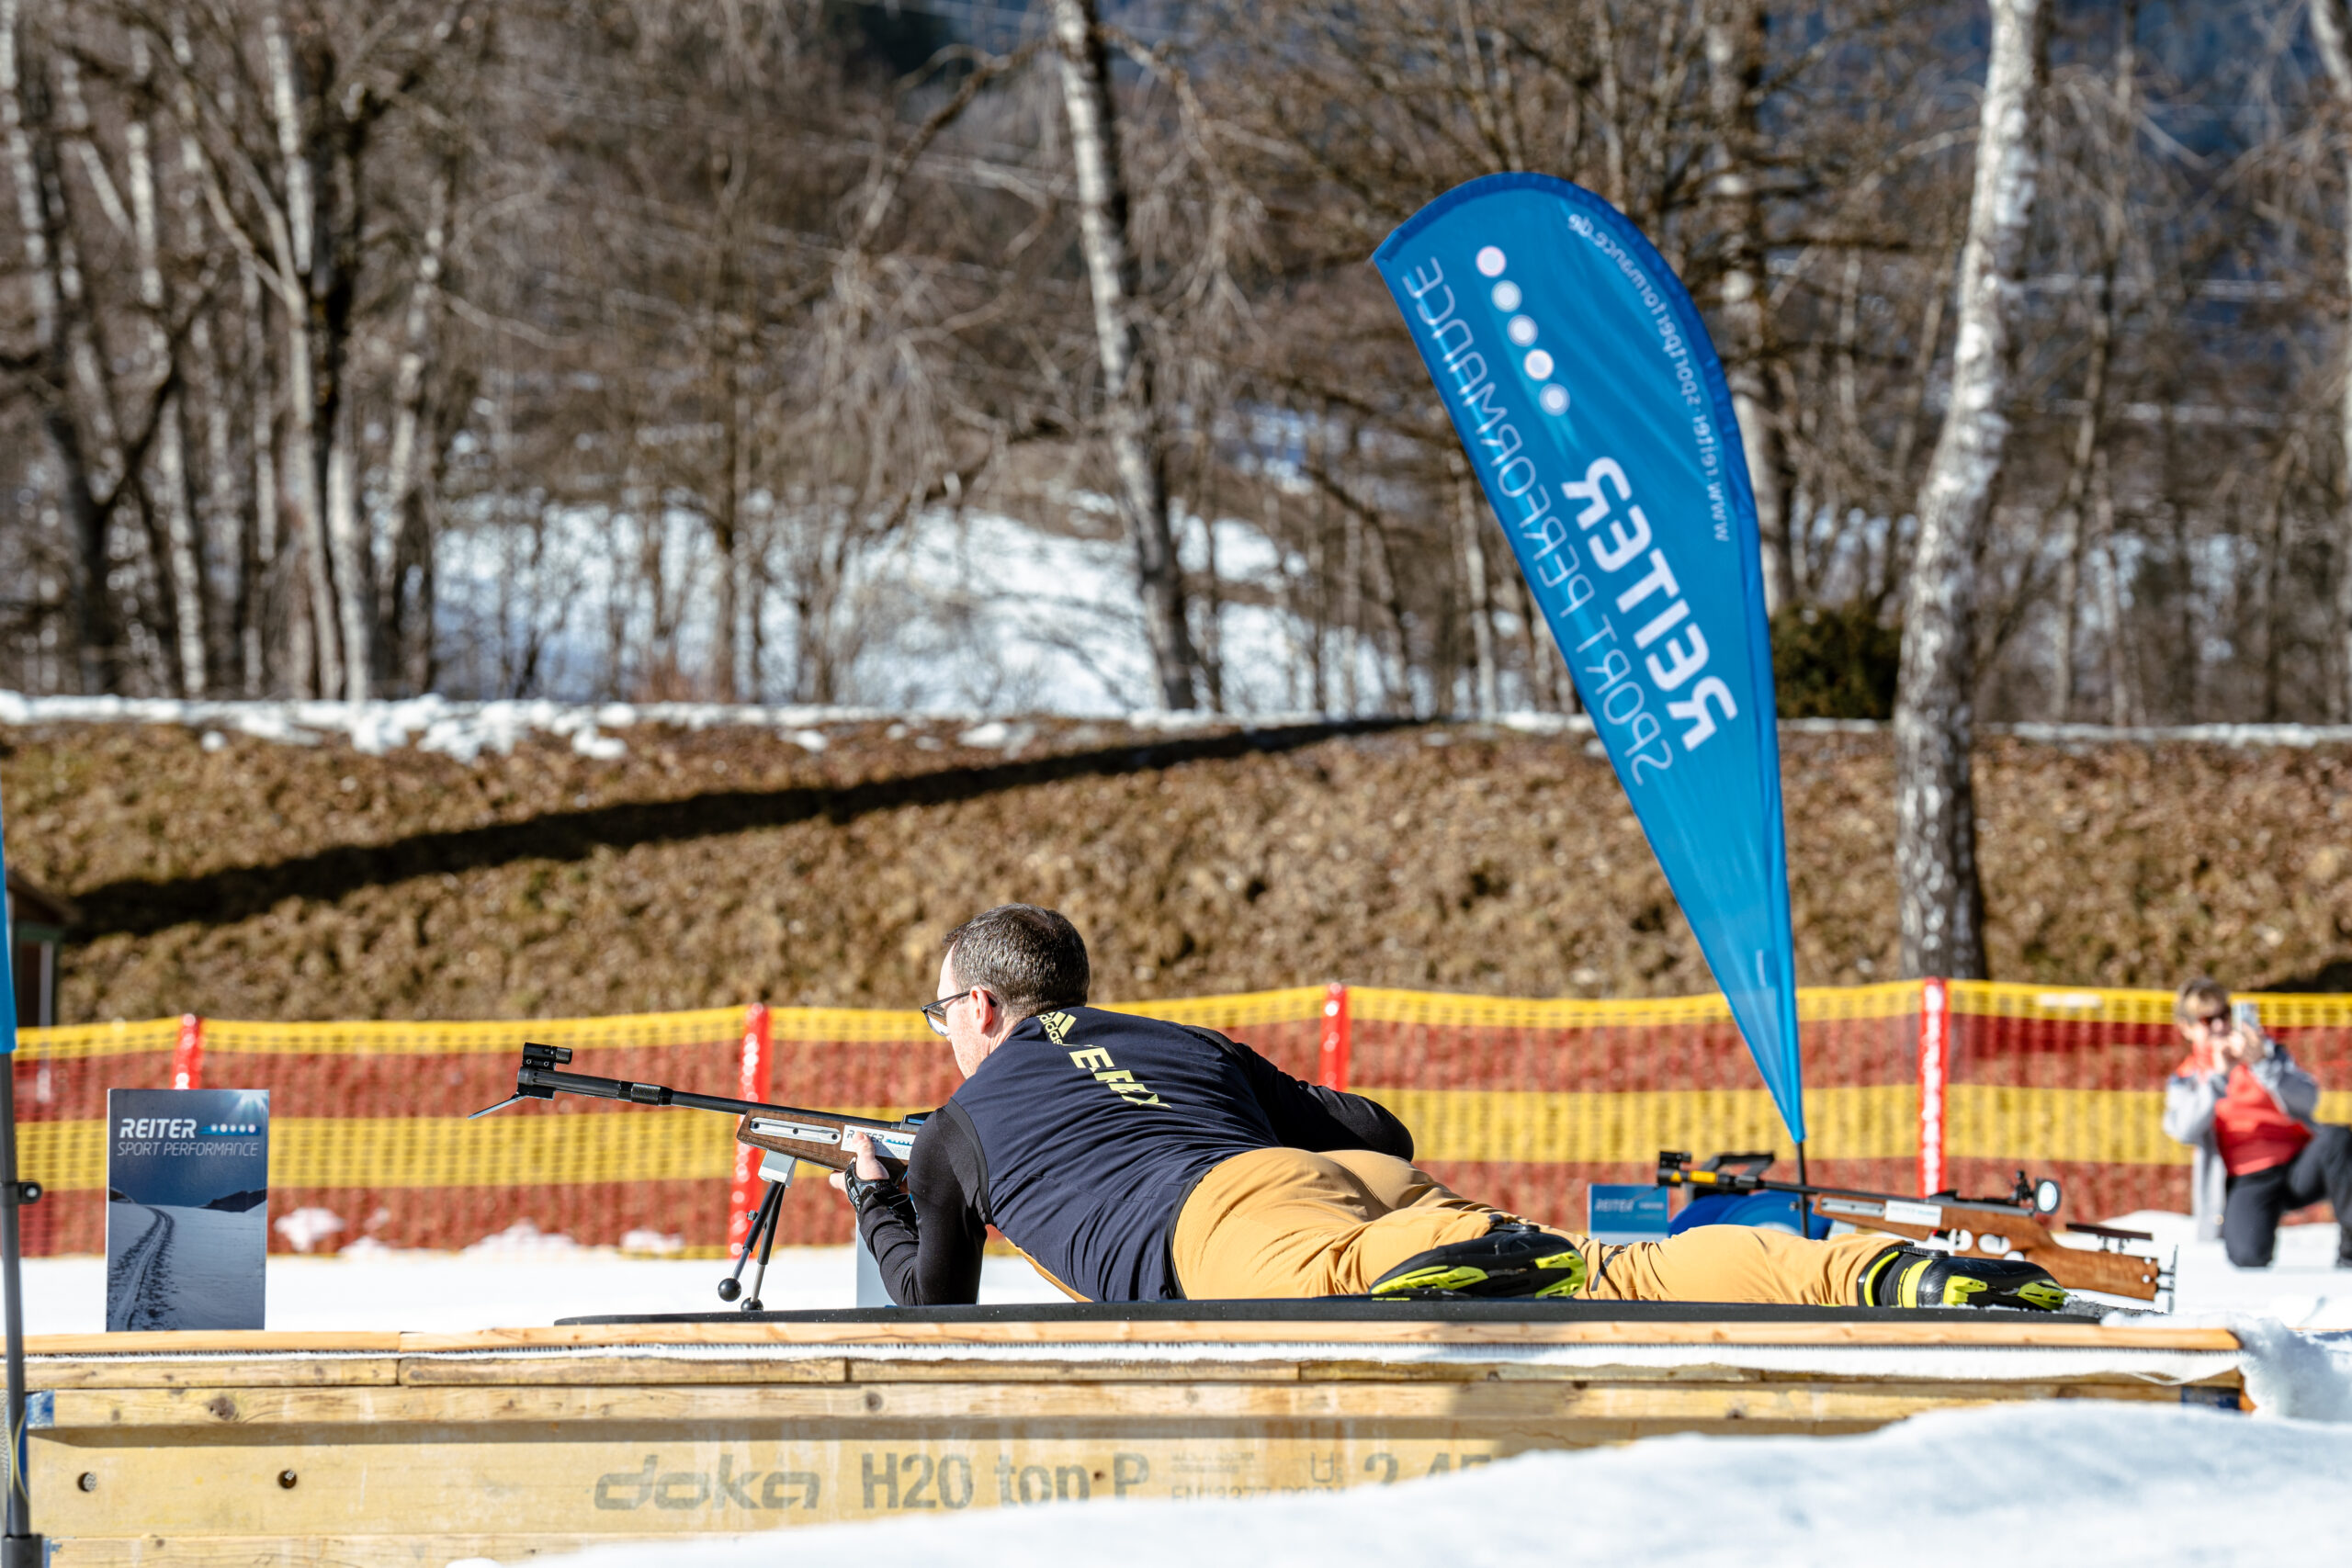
<box><xmin>944</xmin><ymin>905</ymin><xmax>1090</xmax><ymax>1019</ymax></box>
<box><xmin>2177</xmin><ymin>976</ymin><xmax>2230</xmax><ymax>1021</ymax></box>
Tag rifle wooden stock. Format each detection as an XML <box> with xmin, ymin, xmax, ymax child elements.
<box><xmin>1655</xmin><ymin>1153</ymin><xmax>2168</xmax><ymax>1303</ymax></box>
<box><xmin>734</xmin><ymin>1111</ymin><xmax>920</xmax><ymax>1179</ymax></box>
<box><xmin>1809</xmin><ymin>1195</ymin><xmax>2165</xmax><ymax>1301</ymax></box>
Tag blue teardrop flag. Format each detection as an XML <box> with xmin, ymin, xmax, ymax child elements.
<box><xmin>1374</xmin><ymin>174</ymin><xmax>1803</xmax><ymax>1144</ymax></box>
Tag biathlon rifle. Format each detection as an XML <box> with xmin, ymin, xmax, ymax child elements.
<box><xmin>470</xmin><ymin>1043</ymin><xmax>928</xmax><ymax>1177</ymax></box>
<box><xmin>1656</xmin><ymin>1150</ymin><xmax>2173</xmax><ymax>1303</ymax></box>
<box><xmin>472</xmin><ymin>1043</ymin><xmax>930</xmax><ymax>1309</ymax></box>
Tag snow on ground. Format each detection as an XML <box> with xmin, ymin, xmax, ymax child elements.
<box><xmin>12</xmin><ymin>687</ymin><xmax>2352</xmax><ymax>769</ymax></box>
<box><xmin>22</xmin><ymin>1247</ymin><xmax>1062</xmax><ymax>1335</ymax></box>
<box><xmin>0</xmin><ymin>688</ymin><xmax>1315</xmax><ymax>764</ymax></box>
<box><xmin>0</xmin><ymin>690</ymin><xmax>899</xmax><ymax>763</ymax></box>
<box><xmin>425</xmin><ymin>501</ymin><xmax>1351</xmax><ymax>716</ymax></box>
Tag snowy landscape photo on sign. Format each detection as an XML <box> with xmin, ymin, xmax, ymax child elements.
<box><xmin>105</xmin><ymin>1088</ymin><xmax>270</xmax><ymax>1331</ymax></box>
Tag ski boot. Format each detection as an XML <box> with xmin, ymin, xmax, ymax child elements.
<box><xmin>1862</xmin><ymin>1245</ymin><xmax>2067</xmax><ymax>1311</ymax></box>
<box><xmin>1369</xmin><ymin>1220</ymin><xmax>1588</xmax><ymax>1300</ymax></box>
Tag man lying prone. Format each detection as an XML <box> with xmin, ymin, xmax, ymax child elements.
<box><xmin>831</xmin><ymin>905</ymin><xmax>2064</xmax><ymax>1312</ymax></box>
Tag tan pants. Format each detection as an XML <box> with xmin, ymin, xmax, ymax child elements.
<box><xmin>1170</xmin><ymin>1145</ymin><xmax>1897</xmax><ymax>1304</ymax></box>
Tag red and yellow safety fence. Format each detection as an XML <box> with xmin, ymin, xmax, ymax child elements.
<box><xmin>16</xmin><ymin>981</ymin><xmax>2350</xmax><ymax>1256</ymax></box>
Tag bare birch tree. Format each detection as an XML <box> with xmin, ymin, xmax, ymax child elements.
<box><xmin>1893</xmin><ymin>0</ymin><xmax>2049</xmax><ymax>979</ymax></box>
<box><xmin>1706</xmin><ymin>0</ymin><xmax>1794</xmax><ymax>615</ymax></box>
<box><xmin>0</xmin><ymin>0</ymin><xmax>116</xmax><ymax>692</ymax></box>
<box><xmin>2048</xmin><ymin>0</ymin><xmax>2136</xmax><ymax>722</ymax></box>
<box><xmin>2311</xmin><ymin>0</ymin><xmax>2352</xmax><ymax>719</ymax></box>
<box><xmin>1049</xmin><ymin>0</ymin><xmax>1197</xmax><ymax>709</ymax></box>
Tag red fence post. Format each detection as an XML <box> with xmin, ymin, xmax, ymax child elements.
<box><xmin>726</xmin><ymin>1003</ymin><xmax>775</xmax><ymax>1256</ymax></box>
<box><xmin>170</xmin><ymin>1014</ymin><xmax>204</xmax><ymax>1089</ymax></box>
<box><xmin>1917</xmin><ymin>978</ymin><xmax>1949</xmax><ymax>1197</ymax></box>
<box><xmin>1317</xmin><ymin>982</ymin><xmax>1351</xmax><ymax>1091</ymax></box>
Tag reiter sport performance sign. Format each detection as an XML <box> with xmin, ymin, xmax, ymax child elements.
<box><xmin>1374</xmin><ymin>174</ymin><xmax>1804</xmax><ymax>1145</ymax></box>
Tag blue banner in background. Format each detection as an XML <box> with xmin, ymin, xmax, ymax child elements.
<box><xmin>1374</xmin><ymin>174</ymin><xmax>1804</xmax><ymax>1144</ymax></box>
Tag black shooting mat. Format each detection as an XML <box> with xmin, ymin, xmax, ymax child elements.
<box><xmin>560</xmin><ymin>1299</ymin><xmax>2076</xmax><ymax>1325</ymax></box>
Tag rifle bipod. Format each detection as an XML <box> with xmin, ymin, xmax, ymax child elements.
<box><xmin>718</xmin><ymin>1163</ymin><xmax>791</xmax><ymax>1311</ymax></box>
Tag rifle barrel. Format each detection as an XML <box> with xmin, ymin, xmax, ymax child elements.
<box><xmin>1663</xmin><ymin>1162</ymin><xmax>2032</xmax><ymax>1219</ymax></box>
<box><xmin>507</xmin><ymin>1061</ymin><xmax>916</xmax><ymax>1135</ymax></box>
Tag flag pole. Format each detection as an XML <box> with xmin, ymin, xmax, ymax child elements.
<box><xmin>0</xmin><ymin>786</ymin><xmax>43</xmax><ymax>1568</ymax></box>
<box><xmin>1792</xmin><ymin>1140</ymin><xmax>1809</xmax><ymax>1232</ymax></box>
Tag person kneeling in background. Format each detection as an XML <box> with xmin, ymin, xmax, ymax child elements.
<box><xmin>2163</xmin><ymin>976</ymin><xmax>2352</xmax><ymax>1269</ymax></box>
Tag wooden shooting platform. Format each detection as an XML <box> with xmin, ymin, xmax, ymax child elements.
<box><xmin>28</xmin><ymin>1303</ymin><xmax>2249</xmax><ymax>1566</ymax></box>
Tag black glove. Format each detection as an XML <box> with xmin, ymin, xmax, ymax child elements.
<box><xmin>843</xmin><ymin>1168</ymin><xmax>908</xmax><ymax>1212</ymax></box>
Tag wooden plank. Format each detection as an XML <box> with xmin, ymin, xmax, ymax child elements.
<box><xmin>23</xmin><ymin>1320</ymin><xmax>2244</xmax><ymax>1359</ymax></box>
<box><xmin>844</xmin><ymin>1359</ymin><xmax>1304</xmax><ymax>1383</ymax></box>
<box><xmin>395</xmin><ymin>1320</ymin><xmax>2243</xmax><ymax>1352</ymax></box>
<box><xmin>47</xmin><ymin>1536</ymin><xmax>641</xmax><ymax>1567</ymax></box>
<box><xmin>28</xmin><ymin>1359</ymin><xmax>401</xmax><ymax>1391</ymax></box>
<box><xmin>1283</xmin><ymin>1359</ymin><xmax>2233</xmax><ymax>1389</ymax></box>
<box><xmin>1285</xmin><ymin>1360</ymin><xmax>2245</xmax><ymax>1391</ymax></box>
<box><xmin>28</xmin><ymin>1350</ymin><xmax>2244</xmax><ymax>1393</ymax></box>
<box><xmin>29</xmin><ymin>1332</ymin><xmax>401</xmax><ymax>1357</ymax></box>
<box><xmin>35</xmin><ymin>1432</ymin><xmax>1590</xmax><ymax>1538</ymax></box>
<box><xmin>41</xmin><ymin>1372</ymin><xmax>2199</xmax><ymax>1432</ymax></box>
<box><xmin>1298</xmin><ymin>1359</ymin><xmax>1768</xmax><ymax>1384</ymax></box>
<box><xmin>30</xmin><ymin>1379</ymin><xmax>2183</xmax><ymax>1542</ymax></box>
<box><xmin>401</xmin><ymin>1355</ymin><xmax>851</xmax><ymax>1387</ymax></box>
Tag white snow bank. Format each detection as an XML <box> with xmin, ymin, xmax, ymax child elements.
<box><xmin>12</xmin><ymin>690</ymin><xmax>2351</xmax><ymax>764</ymax></box>
<box><xmin>0</xmin><ymin>692</ymin><xmax>911</xmax><ymax>763</ymax></box>
<box><xmin>0</xmin><ymin>690</ymin><xmax>1348</xmax><ymax>763</ymax></box>
<box><xmin>2226</xmin><ymin>1317</ymin><xmax>2352</xmax><ymax>1421</ymax></box>
<box><xmin>18</xmin><ymin>1247</ymin><xmax>1064</xmax><ymax>1335</ymax></box>
<box><xmin>529</xmin><ymin>1400</ymin><xmax>2352</xmax><ymax>1568</ymax></box>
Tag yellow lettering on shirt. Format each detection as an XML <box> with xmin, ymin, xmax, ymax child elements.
<box><xmin>1053</xmin><ymin>1041</ymin><xmax>1167</xmax><ymax>1109</ymax></box>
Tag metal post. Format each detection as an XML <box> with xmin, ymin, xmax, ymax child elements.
<box><xmin>855</xmin><ymin>1230</ymin><xmax>888</xmax><ymax>1308</ymax></box>
<box><xmin>1792</xmin><ymin>1141</ymin><xmax>1810</xmax><ymax>1235</ymax></box>
<box><xmin>0</xmin><ymin>784</ymin><xmax>41</xmax><ymax>1568</ymax></box>
<box><xmin>1</xmin><ymin>1067</ymin><xmax>36</xmax><ymax>1568</ymax></box>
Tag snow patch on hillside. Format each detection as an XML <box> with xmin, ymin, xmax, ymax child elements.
<box><xmin>0</xmin><ymin>690</ymin><xmax>1373</xmax><ymax>763</ymax></box>
<box><xmin>0</xmin><ymin>691</ymin><xmax>900</xmax><ymax>763</ymax></box>
<box><xmin>12</xmin><ymin>686</ymin><xmax>2352</xmax><ymax>768</ymax></box>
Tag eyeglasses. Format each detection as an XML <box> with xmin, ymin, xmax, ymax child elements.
<box><xmin>2188</xmin><ymin>1012</ymin><xmax>2231</xmax><ymax>1032</ymax></box>
<box><xmin>919</xmin><ymin>988</ymin><xmax>990</xmax><ymax>1037</ymax></box>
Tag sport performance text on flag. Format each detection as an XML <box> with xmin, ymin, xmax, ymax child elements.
<box><xmin>1374</xmin><ymin>173</ymin><xmax>1804</xmax><ymax>1143</ymax></box>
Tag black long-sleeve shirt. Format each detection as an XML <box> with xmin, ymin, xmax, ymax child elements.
<box><xmin>853</xmin><ymin>1008</ymin><xmax>1411</xmax><ymax>1304</ymax></box>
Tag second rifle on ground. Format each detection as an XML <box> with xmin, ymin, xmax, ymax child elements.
<box><xmin>1657</xmin><ymin>1150</ymin><xmax>2171</xmax><ymax>1303</ymax></box>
